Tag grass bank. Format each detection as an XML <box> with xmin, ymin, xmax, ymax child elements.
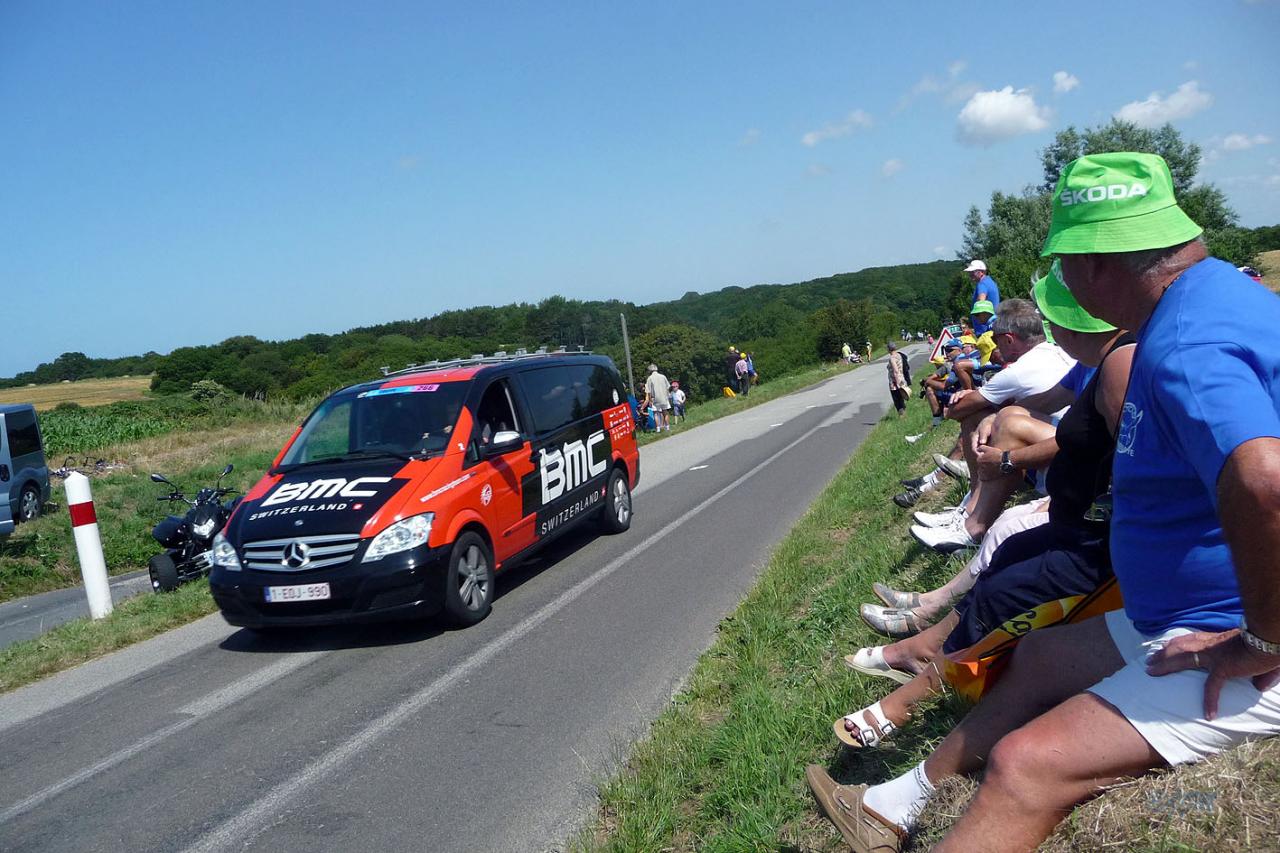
<box><xmin>0</xmin><ymin>375</ymin><xmax>154</xmax><ymax>411</ymax></box>
<box><xmin>576</xmin><ymin>402</ymin><xmax>1280</xmax><ymax>851</ymax></box>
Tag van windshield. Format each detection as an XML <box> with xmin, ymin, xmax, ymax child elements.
<box><xmin>277</xmin><ymin>382</ymin><xmax>467</xmax><ymax>471</ymax></box>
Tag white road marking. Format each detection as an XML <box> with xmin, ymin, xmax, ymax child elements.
<box><xmin>179</xmin><ymin>411</ymin><xmax>845</xmax><ymax>853</ymax></box>
<box><xmin>0</xmin><ymin>651</ymin><xmax>326</xmax><ymax>824</ymax></box>
<box><xmin>689</xmin><ymin>465</ymin><xmax>709</xmax><ymax>471</ymax></box>
<box><xmin>770</xmin><ymin>423</ymin><xmax>783</xmax><ymax>427</ymax></box>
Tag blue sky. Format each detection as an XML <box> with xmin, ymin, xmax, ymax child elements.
<box><xmin>3</xmin><ymin>0</ymin><xmax>1279</xmax><ymax>377</ymax></box>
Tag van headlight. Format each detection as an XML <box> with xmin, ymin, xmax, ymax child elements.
<box><xmin>362</xmin><ymin>513</ymin><xmax>434</xmax><ymax>562</ymax></box>
<box><xmin>211</xmin><ymin>532</ymin><xmax>242</xmax><ymax>571</ymax></box>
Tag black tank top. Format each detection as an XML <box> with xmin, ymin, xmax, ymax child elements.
<box><xmin>1045</xmin><ymin>332</ymin><xmax>1137</xmax><ymax>526</ymax></box>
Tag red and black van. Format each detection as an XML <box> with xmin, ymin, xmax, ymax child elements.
<box><xmin>209</xmin><ymin>352</ymin><xmax>639</xmax><ymax>628</ymax></box>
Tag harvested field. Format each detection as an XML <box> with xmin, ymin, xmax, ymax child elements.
<box><xmin>0</xmin><ymin>375</ymin><xmax>153</xmax><ymax>411</ymax></box>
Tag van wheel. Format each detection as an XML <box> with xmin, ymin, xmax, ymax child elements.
<box><xmin>18</xmin><ymin>484</ymin><xmax>41</xmax><ymax>522</ymax></box>
<box><xmin>444</xmin><ymin>532</ymin><xmax>494</xmax><ymax>626</ymax></box>
<box><xmin>149</xmin><ymin>553</ymin><xmax>181</xmax><ymax>592</ymax></box>
<box><xmin>600</xmin><ymin>468</ymin><xmax>632</xmax><ymax>534</ymax></box>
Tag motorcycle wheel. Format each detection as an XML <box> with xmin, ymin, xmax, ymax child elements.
<box><xmin>149</xmin><ymin>553</ymin><xmax>181</xmax><ymax>592</ymax></box>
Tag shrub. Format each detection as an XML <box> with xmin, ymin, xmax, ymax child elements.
<box><xmin>188</xmin><ymin>380</ymin><xmax>231</xmax><ymax>402</ymax></box>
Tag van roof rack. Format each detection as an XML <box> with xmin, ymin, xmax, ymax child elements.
<box><xmin>378</xmin><ymin>348</ymin><xmax>594</xmax><ymax>378</ymax></box>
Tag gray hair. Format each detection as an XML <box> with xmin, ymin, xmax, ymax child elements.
<box><xmin>991</xmin><ymin>298</ymin><xmax>1046</xmax><ymax>341</ymax></box>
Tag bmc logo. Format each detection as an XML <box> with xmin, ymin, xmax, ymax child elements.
<box><xmin>1060</xmin><ymin>183</ymin><xmax>1148</xmax><ymax>206</ymax></box>
<box><xmin>541</xmin><ymin>430</ymin><xmax>608</xmax><ymax>504</ymax></box>
<box><xmin>263</xmin><ymin>477</ymin><xmax>394</xmax><ymax>507</ymax></box>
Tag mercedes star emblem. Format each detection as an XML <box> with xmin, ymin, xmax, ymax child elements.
<box><xmin>283</xmin><ymin>541</ymin><xmax>311</xmax><ymax>569</ymax></box>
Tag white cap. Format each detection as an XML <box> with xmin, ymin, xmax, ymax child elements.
<box><xmin>963</xmin><ymin>259</ymin><xmax>987</xmax><ymax>273</ymax></box>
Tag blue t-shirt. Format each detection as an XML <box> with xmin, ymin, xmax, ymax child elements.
<box><xmin>1058</xmin><ymin>362</ymin><xmax>1097</xmax><ymax>398</ymax></box>
<box><xmin>971</xmin><ymin>275</ymin><xmax>1001</xmax><ymax>334</ymax></box>
<box><xmin>1111</xmin><ymin>258</ymin><xmax>1280</xmax><ymax>635</ymax></box>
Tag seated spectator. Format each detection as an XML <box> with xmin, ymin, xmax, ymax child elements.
<box><xmin>808</xmin><ymin>151</ymin><xmax>1280</xmax><ymax>853</ymax></box>
<box><xmin>911</xmin><ymin>299</ymin><xmax>1076</xmax><ymax>552</ymax></box>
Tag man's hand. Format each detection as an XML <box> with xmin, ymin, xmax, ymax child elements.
<box><xmin>1146</xmin><ymin>629</ymin><xmax>1280</xmax><ymax>720</ymax></box>
<box><xmin>973</xmin><ymin>443</ymin><xmax>1005</xmax><ymax>481</ymax></box>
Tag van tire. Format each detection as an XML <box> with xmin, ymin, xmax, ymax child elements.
<box><xmin>149</xmin><ymin>553</ymin><xmax>181</xmax><ymax>592</ymax></box>
<box><xmin>599</xmin><ymin>467</ymin><xmax>632</xmax><ymax>534</ymax></box>
<box><xmin>17</xmin><ymin>484</ymin><xmax>41</xmax><ymax>522</ymax></box>
<box><xmin>443</xmin><ymin>531</ymin><xmax>494</xmax><ymax>626</ymax></box>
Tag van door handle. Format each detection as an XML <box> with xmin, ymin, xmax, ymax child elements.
<box><xmin>529</xmin><ymin>449</ymin><xmax>541</xmax><ymax>464</ymax></box>
<box><xmin>0</xmin><ymin>465</ymin><xmax>8</xmax><ymax>482</ymax></box>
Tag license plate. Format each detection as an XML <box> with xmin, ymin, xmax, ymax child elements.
<box><xmin>264</xmin><ymin>582</ymin><xmax>331</xmax><ymax>603</ymax></box>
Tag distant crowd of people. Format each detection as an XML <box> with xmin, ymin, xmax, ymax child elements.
<box><xmin>805</xmin><ymin>152</ymin><xmax>1280</xmax><ymax>853</ymax></box>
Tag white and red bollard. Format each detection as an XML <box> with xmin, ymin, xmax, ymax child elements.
<box><xmin>65</xmin><ymin>472</ymin><xmax>113</xmax><ymax>619</ymax></box>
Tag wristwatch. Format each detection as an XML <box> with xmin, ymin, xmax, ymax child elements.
<box><xmin>999</xmin><ymin>450</ymin><xmax>1017</xmax><ymax>475</ymax></box>
<box><xmin>1242</xmin><ymin>620</ymin><xmax>1280</xmax><ymax>656</ymax></box>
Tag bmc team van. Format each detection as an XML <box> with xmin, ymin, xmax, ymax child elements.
<box><xmin>209</xmin><ymin>352</ymin><xmax>639</xmax><ymax>628</ymax></box>
<box><xmin>0</xmin><ymin>404</ymin><xmax>51</xmax><ymax>536</ymax></box>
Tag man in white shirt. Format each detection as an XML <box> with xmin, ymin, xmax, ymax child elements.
<box><xmin>644</xmin><ymin>363</ymin><xmax>672</xmax><ymax>432</ymax></box>
<box><xmin>911</xmin><ymin>299</ymin><xmax>1074</xmax><ymax>552</ymax></box>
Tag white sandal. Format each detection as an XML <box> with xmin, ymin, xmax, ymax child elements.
<box><xmin>833</xmin><ymin>701</ymin><xmax>898</xmax><ymax>749</ymax></box>
<box><xmin>843</xmin><ymin>647</ymin><xmax>914</xmax><ymax>685</ymax></box>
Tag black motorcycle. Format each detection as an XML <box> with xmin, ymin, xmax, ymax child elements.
<box><xmin>148</xmin><ymin>465</ymin><xmax>240</xmax><ymax>592</ymax></box>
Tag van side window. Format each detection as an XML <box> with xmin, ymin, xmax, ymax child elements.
<box><xmin>5</xmin><ymin>410</ymin><xmax>42</xmax><ymax>459</ymax></box>
<box><xmin>522</xmin><ymin>367</ymin><xmax>587</xmax><ymax>434</ymax></box>
<box><xmin>475</xmin><ymin>380</ymin><xmax>520</xmax><ymax>445</ymax></box>
<box><xmin>585</xmin><ymin>365</ymin><xmax>623</xmax><ymax>412</ymax></box>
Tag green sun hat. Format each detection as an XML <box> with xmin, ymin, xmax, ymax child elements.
<box><xmin>1040</xmin><ymin>152</ymin><xmax>1202</xmax><ymax>257</ymax></box>
<box><xmin>970</xmin><ymin>299</ymin><xmax>995</xmax><ymax>316</ymax></box>
<box><xmin>1034</xmin><ymin>262</ymin><xmax>1116</xmax><ymax>333</ymax></box>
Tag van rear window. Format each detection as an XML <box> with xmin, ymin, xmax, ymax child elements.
<box><xmin>5</xmin><ymin>410</ymin><xmax>42</xmax><ymax>459</ymax></box>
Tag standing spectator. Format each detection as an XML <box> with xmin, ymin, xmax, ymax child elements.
<box><xmin>670</xmin><ymin>380</ymin><xmax>686</xmax><ymax>425</ymax></box>
<box><xmin>745</xmin><ymin>351</ymin><xmax>757</xmax><ymax>386</ymax></box>
<box><xmin>724</xmin><ymin>346</ymin><xmax>740</xmax><ymax>388</ymax></box>
<box><xmin>841</xmin><ymin>342</ymin><xmax>854</xmax><ymax>364</ymax></box>
<box><xmin>864</xmin><ymin>341</ymin><xmax>872</xmax><ymax>362</ymax></box>
<box><xmin>735</xmin><ymin>352</ymin><xmax>750</xmax><ymax>396</ymax></box>
<box><xmin>886</xmin><ymin>342</ymin><xmax>910</xmax><ymax>417</ymax></box>
<box><xmin>964</xmin><ymin>259</ymin><xmax>1002</xmax><ymax>316</ymax></box>
<box><xmin>644</xmin><ymin>363</ymin><xmax>672</xmax><ymax>432</ymax></box>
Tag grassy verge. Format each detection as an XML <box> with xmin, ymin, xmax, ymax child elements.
<box><xmin>637</xmin><ymin>359</ymin><xmax>858</xmax><ymax>447</ymax></box>
<box><xmin>0</xmin><ymin>579</ymin><xmax>218</xmax><ymax>693</ymax></box>
<box><xmin>576</xmin><ymin>402</ymin><xmax>1280</xmax><ymax>851</ymax></box>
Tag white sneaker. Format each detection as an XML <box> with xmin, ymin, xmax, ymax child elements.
<box><xmin>904</xmin><ymin>433</ymin><xmax>926</xmax><ymax>444</ymax></box>
<box><xmin>910</xmin><ymin>520</ymin><xmax>978</xmax><ymax>553</ymax></box>
<box><xmin>912</xmin><ymin>506</ymin><xmax>966</xmax><ymax>528</ymax></box>
<box><xmin>932</xmin><ymin>453</ymin><xmax>971</xmax><ymax>481</ymax></box>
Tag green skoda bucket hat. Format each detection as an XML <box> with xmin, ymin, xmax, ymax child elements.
<box><xmin>1035</xmin><ymin>262</ymin><xmax>1116</xmax><ymax>333</ymax></box>
<box><xmin>1041</xmin><ymin>152</ymin><xmax>1202</xmax><ymax>256</ymax></box>
<box><xmin>970</xmin><ymin>299</ymin><xmax>995</xmax><ymax>316</ymax></box>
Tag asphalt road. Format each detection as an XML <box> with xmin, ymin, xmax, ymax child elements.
<box><xmin>0</xmin><ymin>571</ymin><xmax>152</xmax><ymax>650</ymax></box>
<box><xmin>0</xmin><ymin>349</ymin><xmax>921</xmax><ymax>853</ymax></box>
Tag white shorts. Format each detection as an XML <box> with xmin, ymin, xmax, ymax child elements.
<box><xmin>1089</xmin><ymin>609</ymin><xmax>1280</xmax><ymax>766</ymax></box>
<box><xmin>966</xmin><ymin>499</ymin><xmax>1050</xmax><ymax>578</ymax></box>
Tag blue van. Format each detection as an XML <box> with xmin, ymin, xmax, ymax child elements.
<box><xmin>0</xmin><ymin>404</ymin><xmax>50</xmax><ymax>536</ymax></box>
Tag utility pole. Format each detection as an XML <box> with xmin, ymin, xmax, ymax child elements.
<box><xmin>620</xmin><ymin>313</ymin><xmax>635</xmax><ymax>392</ymax></box>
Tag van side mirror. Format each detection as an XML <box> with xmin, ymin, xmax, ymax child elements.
<box><xmin>482</xmin><ymin>431</ymin><xmax>523</xmax><ymax>457</ymax></box>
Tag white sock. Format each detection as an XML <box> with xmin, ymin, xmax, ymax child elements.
<box><xmin>862</xmin><ymin>761</ymin><xmax>936</xmax><ymax>831</ymax></box>
<box><xmin>922</xmin><ymin>470</ymin><xmax>940</xmax><ymax>488</ymax></box>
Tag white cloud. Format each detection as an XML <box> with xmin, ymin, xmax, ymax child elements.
<box><xmin>947</xmin><ymin>60</ymin><xmax>968</xmax><ymax>78</ymax></box>
<box><xmin>801</xmin><ymin>110</ymin><xmax>872</xmax><ymax>147</ymax></box>
<box><xmin>956</xmin><ymin>87</ymin><xmax>1051</xmax><ymax>146</ymax></box>
<box><xmin>805</xmin><ymin>163</ymin><xmax>832</xmax><ymax>177</ymax></box>
<box><xmin>1222</xmin><ymin>133</ymin><xmax>1272</xmax><ymax>151</ymax></box>
<box><xmin>1052</xmin><ymin>71</ymin><xmax>1079</xmax><ymax>94</ymax></box>
<box><xmin>881</xmin><ymin>158</ymin><xmax>905</xmax><ymax>177</ymax></box>
<box><xmin>1114</xmin><ymin>81</ymin><xmax>1212</xmax><ymax>128</ymax></box>
<box><xmin>1183</xmin><ymin>60</ymin><xmax>1199</xmax><ymax>71</ymax></box>
<box><xmin>740</xmin><ymin>128</ymin><xmax>761</xmax><ymax>146</ymax></box>
<box><xmin>933</xmin><ymin>245</ymin><xmax>949</xmax><ymax>257</ymax></box>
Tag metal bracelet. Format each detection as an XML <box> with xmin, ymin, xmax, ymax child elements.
<box><xmin>1241</xmin><ymin>622</ymin><xmax>1280</xmax><ymax>656</ymax></box>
